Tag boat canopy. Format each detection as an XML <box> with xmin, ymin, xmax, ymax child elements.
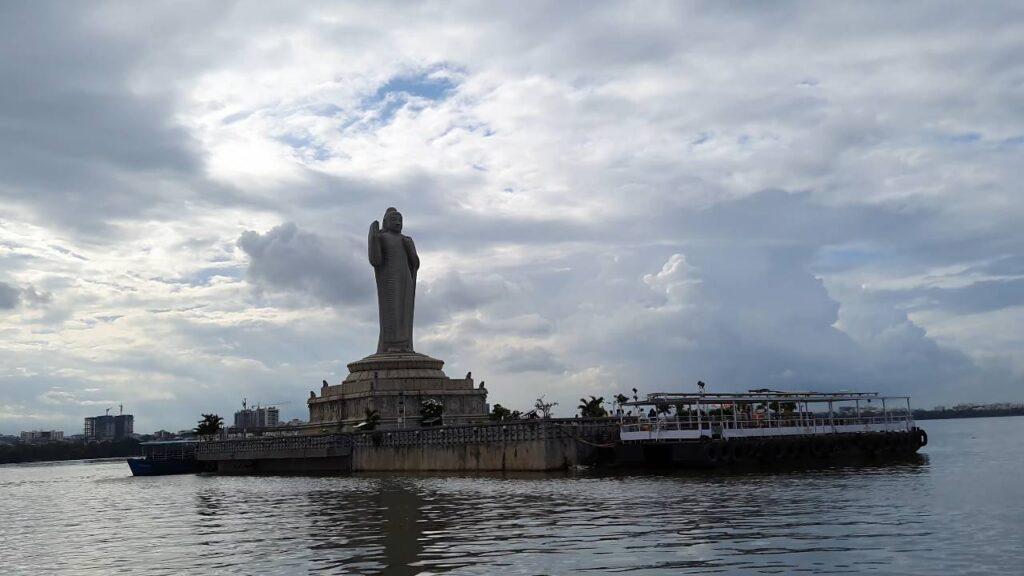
<box><xmin>624</xmin><ymin>390</ymin><xmax>909</xmax><ymax>406</ymax></box>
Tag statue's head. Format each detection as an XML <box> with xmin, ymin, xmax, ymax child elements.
<box><xmin>382</xmin><ymin>207</ymin><xmax>403</xmax><ymax>233</ymax></box>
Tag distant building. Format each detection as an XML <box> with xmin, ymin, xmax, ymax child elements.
<box><xmin>84</xmin><ymin>414</ymin><xmax>134</xmax><ymax>440</ymax></box>
<box><xmin>234</xmin><ymin>406</ymin><xmax>280</xmax><ymax>429</ymax></box>
<box><xmin>20</xmin><ymin>430</ymin><xmax>64</xmax><ymax>443</ymax></box>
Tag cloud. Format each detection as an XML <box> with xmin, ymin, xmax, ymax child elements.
<box><xmin>1</xmin><ymin>2</ymin><xmax>1023</xmax><ymax>433</ymax></box>
<box><xmin>237</xmin><ymin>222</ymin><xmax>372</xmax><ymax>306</ymax></box>
<box><xmin>0</xmin><ymin>281</ymin><xmax>19</xmax><ymax>309</ymax></box>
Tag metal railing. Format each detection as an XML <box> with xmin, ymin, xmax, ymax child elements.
<box><xmin>620</xmin><ymin>412</ymin><xmax>913</xmax><ymax>436</ymax></box>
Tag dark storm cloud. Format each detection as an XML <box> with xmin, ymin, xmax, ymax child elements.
<box><xmin>492</xmin><ymin>346</ymin><xmax>567</xmax><ymax>374</ymax></box>
<box><xmin>0</xmin><ymin>281</ymin><xmax>20</xmax><ymax>309</ymax></box>
<box><xmin>0</xmin><ymin>3</ymin><xmax>213</xmax><ymax>238</ymax></box>
<box><xmin>237</xmin><ymin>223</ymin><xmax>372</xmax><ymax>305</ymax></box>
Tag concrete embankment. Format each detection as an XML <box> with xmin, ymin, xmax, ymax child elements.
<box><xmin>197</xmin><ymin>419</ymin><xmax>618</xmax><ymax>473</ymax></box>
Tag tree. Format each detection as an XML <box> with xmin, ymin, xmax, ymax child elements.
<box><xmin>534</xmin><ymin>396</ymin><xmax>558</xmax><ymax>418</ymax></box>
<box><xmin>613</xmin><ymin>393</ymin><xmax>629</xmax><ymax>411</ymax></box>
<box><xmin>578</xmin><ymin>396</ymin><xmax>608</xmax><ymax>418</ymax></box>
<box><xmin>195</xmin><ymin>414</ymin><xmax>223</xmax><ymax>437</ymax></box>
<box><xmin>490</xmin><ymin>404</ymin><xmax>512</xmax><ymax>421</ymax></box>
<box><xmin>420</xmin><ymin>398</ymin><xmax>444</xmax><ymax>426</ymax></box>
<box><xmin>767</xmin><ymin>401</ymin><xmax>797</xmax><ymax>414</ymax></box>
<box><xmin>356</xmin><ymin>408</ymin><xmax>381</xmax><ymax>431</ymax></box>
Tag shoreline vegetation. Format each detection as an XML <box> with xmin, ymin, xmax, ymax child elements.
<box><xmin>0</xmin><ymin>439</ymin><xmax>142</xmax><ymax>465</ymax></box>
<box><xmin>913</xmin><ymin>406</ymin><xmax>1024</xmax><ymax>420</ymax></box>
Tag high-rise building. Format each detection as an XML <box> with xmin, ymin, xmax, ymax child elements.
<box><xmin>263</xmin><ymin>406</ymin><xmax>280</xmax><ymax>428</ymax></box>
<box><xmin>233</xmin><ymin>406</ymin><xmax>280</xmax><ymax>429</ymax></box>
<box><xmin>20</xmin><ymin>430</ymin><xmax>64</xmax><ymax>443</ymax></box>
<box><xmin>84</xmin><ymin>414</ymin><xmax>134</xmax><ymax>440</ymax></box>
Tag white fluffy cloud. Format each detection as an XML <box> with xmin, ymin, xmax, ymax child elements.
<box><xmin>1</xmin><ymin>1</ymin><xmax>1022</xmax><ymax>433</ymax></box>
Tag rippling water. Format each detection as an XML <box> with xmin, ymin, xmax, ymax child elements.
<box><xmin>2</xmin><ymin>417</ymin><xmax>1023</xmax><ymax>575</ymax></box>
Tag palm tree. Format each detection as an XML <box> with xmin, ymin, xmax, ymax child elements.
<box><xmin>578</xmin><ymin>396</ymin><xmax>608</xmax><ymax>418</ymax></box>
<box><xmin>194</xmin><ymin>413</ymin><xmax>223</xmax><ymax>438</ymax></box>
<box><xmin>420</xmin><ymin>399</ymin><xmax>444</xmax><ymax>426</ymax></box>
<box><xmin>357</xmin><ymin>408</ymin><xmax>381</xmax><ymax>431</ymax></box>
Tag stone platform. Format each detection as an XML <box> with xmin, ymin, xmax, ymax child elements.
<box><xmin>308</xmin><ymin>352</ymin><xmax>488</xmax><ymax>431</ymax></box>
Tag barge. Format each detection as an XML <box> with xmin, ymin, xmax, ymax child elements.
<box><xmin>616</xmin><ymin>390</ymin><xmax>927</xmax><ymax>467</ymax></box>
<box><xmin>128</xmin><ymin>440</ymin><xmax>211</xmax><ymax>476</ymax></box>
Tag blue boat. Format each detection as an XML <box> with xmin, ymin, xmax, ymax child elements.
<box><xmin>128</xmin><ymin>440</ymin><xmax>209</xmax><ymax>476</ymax></box>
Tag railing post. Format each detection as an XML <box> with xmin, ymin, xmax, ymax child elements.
<box><xmin>882</xmin><ymin>397</ymin><xmax>888</xmax><ymax>431</ymax></box>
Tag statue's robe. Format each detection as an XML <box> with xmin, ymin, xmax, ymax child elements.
<box><xmin>370</xmin><ymin>231</ymin><xmax>418</xmax><ymax>353</ymax></box>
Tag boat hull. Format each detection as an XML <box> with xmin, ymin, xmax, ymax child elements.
<box><xmin>615</xmin><ymin>428</ymin><xmax>927</xmax><ymax>468</ymax></box>
<box><xmin>127</xmin><ymin>458</ymin><xmax>206</xmax><ymax>476</ymax></box>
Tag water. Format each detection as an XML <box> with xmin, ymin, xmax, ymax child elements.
<box><xmin>2</xmin><ymin>417</ymin><xmax>1022</xmax><ymax>575</ymax></box>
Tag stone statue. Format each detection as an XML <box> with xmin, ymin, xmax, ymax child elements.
<box><xmin>369</xmin><ymin>207</ymin><xmax>419</xmax><ymax>354</ymax></box>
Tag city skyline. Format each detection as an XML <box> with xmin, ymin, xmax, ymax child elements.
<box><xmin>2</xmin><ymin>2</ymin><xmax>1023</xmax><ymax>434</ymax></box>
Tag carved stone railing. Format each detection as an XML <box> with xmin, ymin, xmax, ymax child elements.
<box><xmin>196</xmin><ymin>433</ymin><xmax>353</xmax><ymax>461</ymax></box>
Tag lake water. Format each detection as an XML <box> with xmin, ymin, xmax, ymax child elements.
<box><xmin>2</xmin><ymin>417</ymin><xmax>1022</xmax><ymax>575</ymax></box>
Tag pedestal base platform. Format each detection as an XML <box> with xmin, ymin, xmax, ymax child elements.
<box><xmin>308</xmin><ymin>352</ymin><xmax>488</xmax><ymax>431</ymax></box>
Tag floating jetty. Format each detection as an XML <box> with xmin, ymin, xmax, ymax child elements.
<box><xmin>616</xmin><ymin>390</ymin><xmax>926</xmax><ymax>467</ymax></box>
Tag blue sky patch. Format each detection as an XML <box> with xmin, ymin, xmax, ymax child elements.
<box><xmin>361</xmin><ymin>68</ymin><xmax>459</xmax><ymax>124</ymax></box>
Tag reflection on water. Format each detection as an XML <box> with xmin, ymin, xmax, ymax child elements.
<box><xmin>3</xmin><ymin>418</ymin><xmax>1024</xmax><ymax>575</ymax></box>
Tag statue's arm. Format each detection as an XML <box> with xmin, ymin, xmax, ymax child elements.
<box><xmin>404</xmin><ymin>236</ymin><xmax>419</xmax><ymax>273</ymax></box>
<box><xmin>368</xmin><ymin>221</ymin><xmax>382</xmax><ymax>267</ymax></box>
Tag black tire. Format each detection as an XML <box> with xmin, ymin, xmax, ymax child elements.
<box><xmin>864</xmin><ymin>434</ymin><xmax>880</xmax><ymax>453</ymax></box>
<box><xmin>734</xmin><ymin>442</ymin><xmax>749</xmax><ymax>461</ymax></box>
<box><xmin>779</xmin><ymin>441</ymin><xmax>795</xmax><ymax>460</ymax></box>
<box><xmin>916</xmin><ymin>428</ymin><xmax>928</xmax><ymax>447</ymax></box>
<box><xmin>748</xmin><ymin>442</ymin><xmax>762</xmax><ymax>460</ymax></box>
<box><xmin>721</xmin><ymin>442</ymin><xmax>737</xmax><ymax>464</ymax></box>
<box><xmin>703</xmin><ymin>443</ymin><xmax>720</xmax><ymax>464</ymax></box>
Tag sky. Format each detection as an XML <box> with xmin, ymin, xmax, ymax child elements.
<box><xmin>1</xmin><ymin>1</ymin><xmax>1023</xmax><ymax>435</ymax></box>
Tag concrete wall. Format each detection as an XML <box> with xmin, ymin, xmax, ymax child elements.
<box><xmin>200</xmin><ymin>419</ymin><xmax>618</xmax><ymax>473</ymax></box>
<box><xmin>350</xmin><ymin>437</ymin><xmax>587</xmax><ymax>471</ymax></box>
<box><xmin>216</xmin><ymin>456</ymin><xmax>352</xmax><ymax>474</ymax></box>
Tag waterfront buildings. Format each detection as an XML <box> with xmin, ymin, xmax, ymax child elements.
<box><xmin>84</xmin><ymin>414</ymin><xmax>134</xmax><ymax>440</ymax></box>
<box><xmin>20</xmin><ymin>430</ymin><xmax>64</xmax><ymax>443</ymax></box>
